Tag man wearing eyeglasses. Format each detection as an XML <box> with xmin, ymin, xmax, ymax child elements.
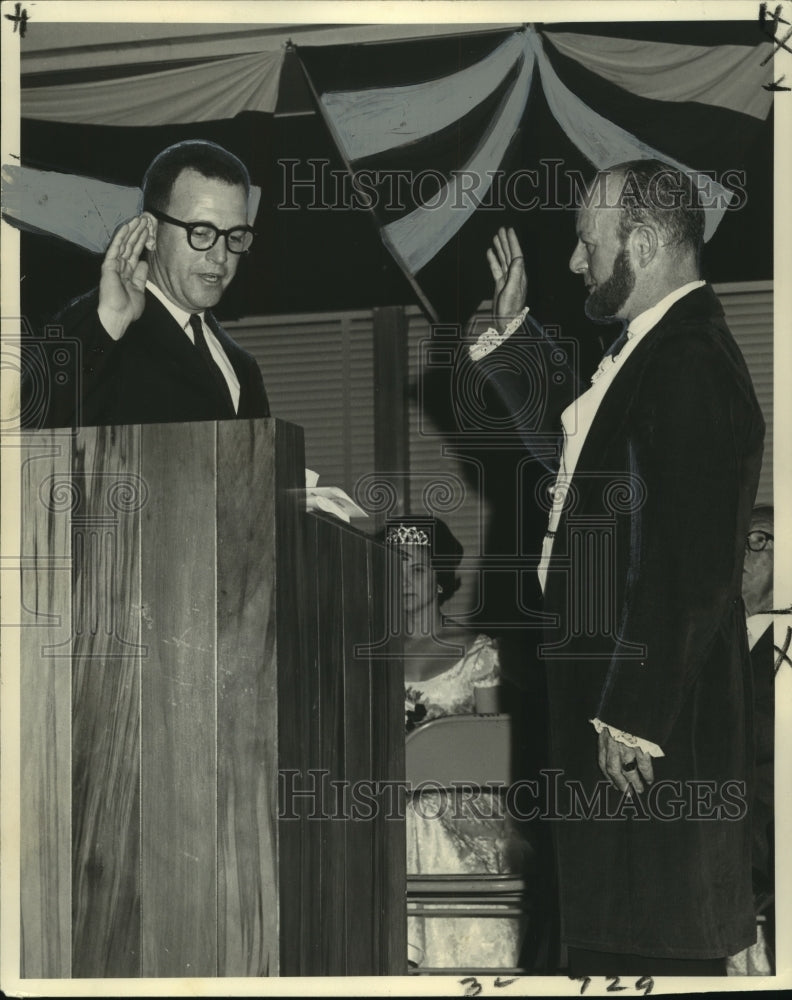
<box><xmin>732</xmin><ymin>505</ymin><xmax>776</xmax><ymax>974</ymax></box>
<box><xmin>743</xmin><ymin>508</ymin><xmax>774</xmax><ymax>629</ymax></box>
<box><xmin>24</xmin><ymin>140</ymin><xmax>270</xmax><ymax>427</ymax></box>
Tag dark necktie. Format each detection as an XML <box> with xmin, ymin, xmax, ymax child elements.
<box><xmin>605</xmin><ymin>325</ymin><xmax>630</xmax><ymax>359</ymax></box>
<box><xmin>605</xmin><ymin>326</ymin><xmax>629</xmax><ymax>358</ymax></box>
<box><xmin>188</xmin><ymin>313</ymin><xmax>235</xmax><ymax>415</ymax></box>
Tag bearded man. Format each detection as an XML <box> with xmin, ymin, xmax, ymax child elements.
<box><xmin>473</xmin><ymin>160</ymin><xmax>765</xmax><ymax>975</ymax></box>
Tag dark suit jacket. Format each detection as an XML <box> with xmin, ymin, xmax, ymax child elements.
<box><xmin>749</xmin><ymin>623</ymin><xmax>774</xmax><ymax>886</ymax></box>
<box><xmin>479</xmin><ymin>285</ymin><xmax>765</xmax><ymax>959</ymax></box>
<box><xmin>22</xmin><ymin>288</ymin><xmax>270</xmax><ymax>428</ymax></box>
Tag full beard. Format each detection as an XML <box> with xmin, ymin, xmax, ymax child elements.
<box><xmin>584</xmin><ymin>243</ymin><xmax>636</xmax><ymax>322</ymax></box>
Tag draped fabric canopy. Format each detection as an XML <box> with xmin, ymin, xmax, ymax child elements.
<box><xmin>7</xmin><ymin>20</ymin><xmax>775</xmax><ymax>323</ymax></box>
<box><xmin>542</xmin><ymin>29</ymin><xmax>774</xmax><ymax>120</ymax></box>
<box><xmin>303</xmin><ymin>23</ymin><xmax>773</xmax><ymax>317</ymax></box>
<box><xmin>21</xmin><ymin>49</ymin><xmax>285</xmax><ymax>126</ymax></box>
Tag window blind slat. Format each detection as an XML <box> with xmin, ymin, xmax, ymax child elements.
<box><xmin>717</xmin><ymin>283</ymin><xmax>773</xmax><ymax>507</ymax></box>
<box><xmin>225</xmin><ymin>312</ymin><xmax>375</xmax><ymax>496</ymax></box>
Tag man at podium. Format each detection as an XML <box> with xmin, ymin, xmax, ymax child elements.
<box><xmin>21</xmin><ymin>140</ymin><xmax>270</xmax><ymax>428</ymax></box>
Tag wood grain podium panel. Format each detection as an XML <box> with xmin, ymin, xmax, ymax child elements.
<box><xmin>20</xmin><ymin>434</ymin><xmax>73</xmax><ymax>979</ymax></box>
<box><xmin>216</xmin><ymin>419</ymin><xmax>279</xmax><ymax>977</ymax></box>
<box><xmin>276</xmin><ymin>456</ymin><xmax>322</xmax><ymax>976</ymax></box>
<box><xmin>316</xmin><ymin>519</ymin><xmax>347</xmax><ymax>975</ymax></box>
<box><xmin>342</xmin><ymin>528</ymin><xmax>375</xmax><ymax>975</ymax></box>
<box><xmin>19</xmin><ymin>419</ymin><xmax>404</xmax><ymax>979</ymax></box>
<box><xmin>70</xmin><ymin>425</ymin><xmax>143</xmax><ymax>977</ymax></box>
<box><xmin>139</xmin><ymin>422</ymin><xmax>218</xmax><ymax>976</ymax></box>
<box><xmin>369</xmin><ymin>538</ymin><xmax>407</xmax><ymax>973</ymax></box>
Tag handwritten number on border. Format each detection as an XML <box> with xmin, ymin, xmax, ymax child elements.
<box><xmin>570</xmin><ymin>976</ymin><xmax>654</xmax><ymax>996</ymax></box>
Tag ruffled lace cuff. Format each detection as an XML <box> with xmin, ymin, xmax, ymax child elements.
<box><xmin>590</xmin><ymin>717</ymin><xmax>665</xmax><ymax>758</ymax></box>
<box><xmin>468</xmin><ymin>307</ymin><xmax>530</xmax><ymax>360</ymax></box>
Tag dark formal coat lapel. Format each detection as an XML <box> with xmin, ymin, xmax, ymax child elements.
<box><xmin>551</xmin><ymin>285</ymin><xmax>722</xmax><ymax>548</ymax></box>
<box><xmin>140</xmin><ymin>292</ymin><xmax>235</xmax><ymax>416</ymax></box>
<box><xmin>139</xmin><ymin>290</ymin><xmax>198</xmax><ymax>368</ymax></box>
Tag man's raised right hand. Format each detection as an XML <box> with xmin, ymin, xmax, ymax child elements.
<box><xmin>487</xmin><ymin>226</ymin><xmax>527</xmax><ymax>335</ymax></box>
<box><xmin>97</xmin><ymin>216</ymin><xmax>152</xmax><ymax>341</ymax></box>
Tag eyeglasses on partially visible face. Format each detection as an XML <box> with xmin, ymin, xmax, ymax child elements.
<box><xmin>149</xmin><ymin>208</ymin><xmax>255</xmax><ymax>254</ymax></box>
<box><xmin>746</xmin><ymin>529</ymin><xmax>773</xmax><ymax>552</ymax></box>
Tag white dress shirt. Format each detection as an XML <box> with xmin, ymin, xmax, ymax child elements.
<box><xmin>746</xmin><ymin>614</ymin><xmax>774</xmax><ymax>651</ymax></box>
<box><xmin>146</xmin><ymin>280</ymin><xmax>240</xmax><ymax>412</ymax></box>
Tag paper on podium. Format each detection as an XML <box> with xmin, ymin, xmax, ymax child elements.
<box><xmin>304</xmin><ymin>469</ymin><xmax>367</xmax><ymax>523</ymax></box>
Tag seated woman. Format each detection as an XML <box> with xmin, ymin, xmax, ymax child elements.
<box><xmin>384</xmin><ymin>518</ymin><xmax>532</xmax><ymax>971</ymax></box>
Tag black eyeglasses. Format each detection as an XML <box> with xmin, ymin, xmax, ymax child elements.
<box><xmin>746</xmin><ymin>530</ymin><xmax>773</xmax><ymax>552</ymax></box>
<box><xmin>149</xmin><ymin>209</ymin><xmax>255</xmax><ymax>254</ymax></box>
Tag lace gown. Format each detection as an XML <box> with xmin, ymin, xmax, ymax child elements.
<box><xmin>405</xmin><ymin>634</ymin><xmax>530</xmax><ymax>970</ymax></box>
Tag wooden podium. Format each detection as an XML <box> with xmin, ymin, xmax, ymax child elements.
<box><xmin>19</xmin><ymin>418</ymin><xmax>406</xmax><ymax>978</ymax></box>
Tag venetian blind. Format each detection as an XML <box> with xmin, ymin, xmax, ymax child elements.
<box><xmin>405</xmin><ymin>306</ymin><xmax>491</xmax><ymax>621</ymax></box>
<box><xmin>224</xmin><ymin>310</ymin><xmax>376</xmax><ymax>497</ymax></box>
<box><xmin>713</xmin><ymin>281</ymin><xmax>773</xmax><ymax>507</ymax></box>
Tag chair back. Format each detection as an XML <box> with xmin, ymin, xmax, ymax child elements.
<box><xmin>405</xmin><ymin>714</ymin><xmax>514</xmax><ymax>787</ymax></box>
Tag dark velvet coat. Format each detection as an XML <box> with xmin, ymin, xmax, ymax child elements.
<box><xmin>481</xmin><ymin>285</ymin><xmax>764</xmax><ymax>958</ymax></box>
<box><xmin>749</xmin><ymin>624</ymin><xmax>774</xmax><ymax>888</ymax></box>
<box><xmin>22</xmin><ymin>288</ymin><xmax>270</xmax><ymax>428</ymax></box>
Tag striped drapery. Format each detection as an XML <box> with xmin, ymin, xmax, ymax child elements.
<box><xmin>301</xmin><ymin>23</ymin><xmax>773</xmax><ymax>318</ymax></box>
<box><xmin>21</xmin><ymin>49</ymin><xmax>285</xmax><ymax>126</ymax></box>
<box><xmin>8</xmin><ymin>21</ymin><xmax>775</xmax><ymax>320</ymax></box>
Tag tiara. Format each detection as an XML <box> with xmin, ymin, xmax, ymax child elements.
<box><xmin>385</xmin><ymin>525</ymin><xmax>430</xmax><ymax>546</ymax></box>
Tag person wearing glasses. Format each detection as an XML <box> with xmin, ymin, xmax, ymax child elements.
<box><xmin>23</xmin><ymin>140</ymin><xmax>269</xmax><ymax>427</ymax></box>
<box><xmin>743</xmin><ymin>507</ymin><xmax>774</xmax><ymax>631</ymax></box>
<box><xmin>727</xmin><ymin>505</ymin><xmax>776</xmax><ymax>975</ymax></box>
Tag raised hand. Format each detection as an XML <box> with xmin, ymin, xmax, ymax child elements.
<box><xmin>486</xmin><ymin>226</ymin><xmax>527</xmax><ymax>334</ymax></box>
<box><xmin>97</xmin><ymin>216</ymin><xmax>152</xmax><ymax>340</ymax></box>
